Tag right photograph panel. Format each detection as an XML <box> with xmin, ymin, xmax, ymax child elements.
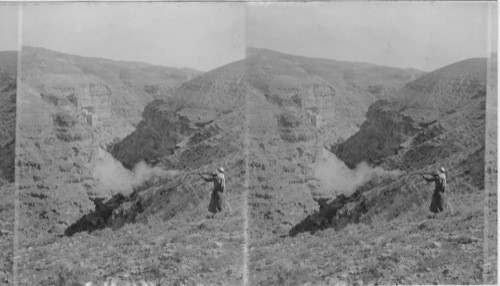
<box><xmin>245</xmin><ymin>2</ymin><xmax>497</xmax><ymax>285</ymax></box>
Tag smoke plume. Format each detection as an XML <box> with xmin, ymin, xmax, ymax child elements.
<box><xmin>93</xmin><ymin>148</ymin><xmax>176</xmax><ymax>196</ymax></box>
<box><xmin>93</xmin><ymin>153</ymin><xmax>134</xmax><ymax>196</ymax></box>
<box><xmin>315</xmin><ymin>150</ymin><xmax>401</xmax><ymax>197</ymax></box>
<box><xmin>131</xmin><ymin>161</ymin><xmax>177</xmax><ymax>188</ymax></box>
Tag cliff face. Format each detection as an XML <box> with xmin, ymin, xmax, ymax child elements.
<box><xmin>293</xmin><ymin>94</ymin><xmax>488</xmax><ymax>234</ymax></box>
<box><xmin>245</xmin><ymin>48</ymin><xmax>424</xmax><ymax>137</ymax></box>
<box><xmin>106</xmin><ymin>48</ymin><xmax>423</xmax><ymax>240</ymax></box>
<box><xmin>111</xmin><ymin>100</ymin><xmax>198</xmax><ymax>169</ymax></box>
<box><xmin>111</xmin><ymin>59</ymin><xmax>249</xmax><ymax>170</ymax></box>
<box><xmin>21</xmin><ymin>46</ymin><xmax>201</xmax><ymax>144</ymax></box>
<box><xmin>16</xmin><ymin>47</ymin><xmax>200</xmax><ymax>237</ymax></box>
<box><xmin>69</xmin><ymin>102</ymin><xmax>247</xmax><ymax>235</ymax></box>
<box><xmin>113</xmin><ymin>48</ymin><xmax>424</xmax><ymax>171</ymax></box>
<box><xmin>296</xmin><ymin>57</ymin><xmax>493</xmax><ymax>237</ymax></box>
<box><xmin>335</xmin><ymin>58</ymin><xmax>489</xmax><ymax>169</ymax></box>
<box><xmin>334</xmin><ymin>100</ymin><xmax>422</xmax><ymax>168</ymax></box>
<box><xmin>17</xmin><ymin>82</ymin><xmax>124</xmax><ymax>236</ymax></box>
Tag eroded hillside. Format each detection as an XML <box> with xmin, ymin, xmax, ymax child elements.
<box><xmin>255</xmin><ymin>56</ymin><xmax>497</xmax><ymax>285</ymax></box>
<box><xmin>0</xmin><ymin>51</ymin><xmax>16</xmax><ymax>286</ymax></box>
<box><xmin>295</xmin><ymin>58</ymin><xmax>494</xmax><ymax>235</ymax></box>
<box><xmin>246</xmin><ymin>48</ymin><xmax>424</xmax><ymax>139</ymax></box>
<box><xmin>109</xmin><ymin>48</ymin><xmax>423</xmax><ymax>239</ymax></box>
<box><xmin>21</xmin><ymin>46</ymin><xmax>200</xmax><ymax>143</ymax></box>
<box><xmin>16</xmin><ymin>47</ymin><xmax>201</xmax><ymax>238</ymax></box>
<box><xmin>242</xmin><ymin>48</ymin><xmax>424</xmax><ymax>238</ymax></box>
<box><xmin>335</xmin><ymin>58</ymin><xmax>489</xmax><ymax>168</ymax></box>
<box><xmin>16</xmin><ymin>49</ymin><xmax>496</xmax><ymax>285</ymax></box>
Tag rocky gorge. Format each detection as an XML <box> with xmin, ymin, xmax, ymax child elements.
<box><xmin>6</xmin><ymin>47</ymin><xmax>497</xmax><ymax>285</ymax></box>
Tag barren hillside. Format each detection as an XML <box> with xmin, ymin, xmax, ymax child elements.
<box><xmin>335</xmin><ymin>58</ymin><xmax>488</xmax><ymax>168</ymax></box>
<box><xmin>113</xmin><ymin>48</ymin><xmax>422</xmax><ymax>169</ymax></box>
<box><xmin>17</xmin><ymin>48</ymin><xmax>423</xmax><ymax>285</ymax></box>
<box><xmin>0</xmin><ymin>51</ymin><xmax>16</xmax><ymax>286</ymax></box>
<box><xmin>21</xmin><ymin>46</ymin><xmax>201</xmax><ymax>143</ymax></box>
<box><xmin>16</xmin><ymin>47</ymin><xmax>201</xmax><ymax>238</ymax></box>
<box><xmin>267</xmin><ymin>55</ymin><xmax>497</xmax><ymax>285</ymax></box>
<box><xmin>109</xmin><ymin>48</ymin><xmax>423</xmax><ymax>238</ymax></box>
<box><xmin>15</xmin><ymin>49</ymin><xmax>496</xmax><ymax>286</ymax></box>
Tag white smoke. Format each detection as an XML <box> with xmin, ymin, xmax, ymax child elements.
<box><xmin>131</xmin><ymin>161</ymin><xmax>177</xmax><ymax>188</ymax></box>
<box><xmin>93</xmin><ymin>148</ymin><xmax>177</xmax><ymax>196</ymax></box>
<box><xmin>315</xmin><ymin>149</ymin><xmax>401</xmax><ymax>197</ymax></box>
<box><xmin>93</xmin><ymin>150</ymin><xmax>134</xmax><ymax>196</ymax></box>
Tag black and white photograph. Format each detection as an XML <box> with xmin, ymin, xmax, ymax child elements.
<box><xmin>0</xmin><ymin>4</ymin><xmax>17</xmax><ymax>286</ymax></box>
<box><xmin>0</xmin><ymin>1</ymin><xmax>497</xmax><ymax>285</ymax></box>
<box><xmin>244</xmin><ymin>2</ymin><xmax>497</xmax><ymax>285</ymax></box>
<box><xmin>17</xmin><ymin>2</ymin><xmax>247</xmax><ymax>285</ymax></box>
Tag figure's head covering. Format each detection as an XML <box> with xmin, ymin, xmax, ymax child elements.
<box><xmin>438</xmin><ymin>167</ymin><xmax>446</xmax><ymax>174</ymax></box>
<box><xmin>217</xmin><ymin>167</ymin><xmax>224</xmax><ymax>174</ymax></box>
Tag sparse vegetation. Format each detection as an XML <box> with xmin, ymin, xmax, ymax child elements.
<box><xmin>8</xmin><ymin>47</ymin><xmax>496</xmax><ymax>286</ymax></box>
<box><xmin>277</xmin><ymin>111</ymin><xmax>302</xmax><ymax>128</ymax></box>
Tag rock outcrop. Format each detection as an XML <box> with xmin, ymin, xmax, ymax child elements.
<box><xmin>335</xmin><ymin>58</ymin><xmax>488</xmax><ymax>169</ymax></box>
<box><xmin>246</xmin><ymin>48</ymin><xmax>424</xmax><ymax>137</ymax></box>
<box><xmin>111</xmin><ymin>100</ymin><xmax>198</xmax><ymax>169</ymax></box>
<box><xmin>21</xmin><ymin>46</ymin><xmax>201</xmax><ymax>143</ymax></box>
<box><xmin>17</xmin><ymin>82</ymin><xmax>117</xmax><ymax>236</ymax></box>
<box><xmin>333</xmin><ymin>100</ymin><xmax>423</xmax><ymax>168</ymax></box>
<box><xmin>243</xmin><ymin>48</ymin><xmax>424</xmax><ymax>237</ymax></box>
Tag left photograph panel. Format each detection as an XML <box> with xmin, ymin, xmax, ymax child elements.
<box><xmin>17</xmin><ymin>2</ymin><xmax>247</xmax><ymax>285</ymax></box>
<box><xmin>0</xmin><ymin>4</ymin><xmax>18</xmax><ymax>286</ymax></box>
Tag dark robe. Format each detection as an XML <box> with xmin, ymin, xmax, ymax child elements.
<box><xmin>424</xmin><ymin>173</ymin><xmax>447</xmax><ymax>213</ymax></box>
<box><xmin>202</xmin><ymin>173</ymin><xmax>226</xmax><ymax>213</ymax></box>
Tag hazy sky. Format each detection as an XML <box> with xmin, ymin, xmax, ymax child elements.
<box><xmin>248</xmin><ymin>2</ymin><xmax>495</xmax><ymax>72</ymax></box>
<box><xmin>3</xmin><ymin>2</ymin><xmax>497</xmax><ymax>72</ymax></box>
<box><xmin>0</xmin><ymin>4</ymin><xmax>18</xmax><ymax>51</ymax></box>
<box><xmin>22</xmin><ymin>2</ymin><xmax>245</xmax><ymax>72</ymax></box>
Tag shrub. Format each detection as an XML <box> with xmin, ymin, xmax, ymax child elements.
<box><xmin>54</xmin><ymin>263</ymin><xmax>91</xmax><ymax>286</ymax></box>
<box><xmin>53</xmin><ymin>111</ymin><xmax>77</xmax><ymax>127</ymax></box>
<box><xmin>273</xmin><ymin>263</ymin><xmax>312</xmax><ymax>286</ymax></box>
<box><xmin>277</xmin><ymin>111</ymin><xmax>302</xmax><ymax>128</ymax></box>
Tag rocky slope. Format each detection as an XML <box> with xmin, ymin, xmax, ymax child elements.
<box><xmin>297</xmin><ymin>56</ymin><xmax>493</xmax><ymax>235</ymax></box>
<box><xmin>334</xmin><ymin>58</ymin><xmax>488</xmax><ymax>168</ymax></box>
<box><xmin>21</xmin><ymin>46</ymin><xmax>200</xmax><ymax>143</ymax></box>
<box><xmin>246</xmin><ymin>48</ymin><xmax>424</xmax><ymax>138</ymax></box>
<box><xmin>109</xmin><ymin>48</ymin><xmax>423</xmax><ymax>239</ymax></box>
<box><xmin>113</xmin><ymin>48</ymin><xmax>423</xmax><ymax>168</ymax></box>
<box><xmin>16</xmin><ymin>47</ymin><xmax>201</xmax><ymax>238</ymax></box>
<box><xmin>17</xmin><ymin>48</ymin><xmax>496</xmax><ymax>285</ymax></box>
<box><xmin>94</xmin><ymin>59</ymin><xmax>250</xmax><ymax>234</ymax></box>
<box><xmin>0</xmin><ymin>73</ymin><xmax>16</xmax><ymax>183</ymax></box>
<box><xmin>0</xmin><ymin>51</ymin><xmax>16</xmax><ymax>286</ymax></box>
<box><xmin>14</xmin><ymin>47</ymin><xmax>423</xmax><ymax>284</ymax></box>
<box><xmin>242</xmin><ymin>48</ymin><xmax>423</xmax><ymax>238</ymax></box>
<box><xmin>0</xmin><ymin>181</ymin><xmax>14</xmax><ymax>286</ymax></box>
<box><xmin>273</xmin><ymin>55</ymin><xmax>497</xmax><ymax>285</ymax></box>
<box><xmin>111</xmin><ymin>57</ymin><xmax>249</xmax><ymax>168</ymax></box>
<box><xmin>16</xmin><ymin>48</ymin><xmax>249</xmax><ymax>285</ymax></box>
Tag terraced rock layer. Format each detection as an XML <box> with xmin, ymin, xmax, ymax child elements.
<box><xmin>297</xmin><ymin>57</ymin><xmax>491</xmax><ymax>235</ymax></box>
<box><xmin>16</xmin><ymin>47</ymin><xmax>201</xmax><ymax>238</ymax></box>
<box><xmin>110</xmin><ymin>48</ymin><xmax>424</xmax><ymax>241</ymax></box>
